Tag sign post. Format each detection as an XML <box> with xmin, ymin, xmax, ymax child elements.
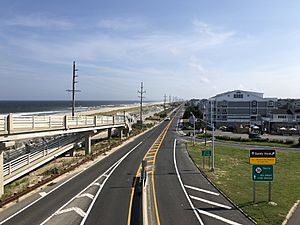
<box><xmin>202</xmin><ymin>149</ymin><xmax>211</xmax><ymax>170</ymax></box>
<box><xmin>250</xmin><ymin>149</ymin><xmax>276</xmax><ymax>203</ymax></box>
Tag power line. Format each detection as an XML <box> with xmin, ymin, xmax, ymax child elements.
<box><xmin>66</xmin><ymin>61</ymin><xmax>81</xmax><ymax>117</ymax></box>
<box><xmin>138</xmin><ymin>82</ymin><xmax>146</xmax><ymax>128</ymax></box>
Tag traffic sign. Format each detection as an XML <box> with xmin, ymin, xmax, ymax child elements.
<box><xmin>249</xmin><ymin>157</ymin><xmax>276</xmax><ymax>165</ymax></box>
<box><xmin>250</xmin><ymin>150</ymin><xmax>276</xmax><ymax>158</ymax></box>
<box><xmin>249</xmin><ymin>149</ymin><xmax>276</xmax><ymax>165</ymax></box>
<box><xmin>252</xmin><ymin>165</ymin><xmax>273</xmax><ymax>181</ymax></box>
<box><xmin>202</xmin><ymin>149</ymin><xmax>211</xmax><ymax>157</ymax></box>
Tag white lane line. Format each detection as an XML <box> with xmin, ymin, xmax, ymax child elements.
<box><xmin>39</xmin><ymin>192</ymin><xmax>47</xmax><ymax>197</ymax></box>
<box><xmin>77</xmin><ymin>193</ymin><xmax>94</xmax><ymax>200</ymax></box>
<box><xmin>196</xmin><ymin>209</ymin><xmax>242</xmax><ymax>225</ymax></box>
<box><xmin>190</xmin><ymin>195</ymin><xmax>232</xmax><ymax>210</ymax></box>
<box><xmin>80</xmin><ymin>141</ymin><xmax>144</xmax><ymax>225</ymax></box>
<box><xmin>0</xmin><ymin>141</ymin><xmax>119</xmax><ymax>225</ymax></box>
<box><xmin>56</xmin><ymin>207</ymin><xmax>86</xmax><ymax>218</ymax></box>
<box><xmin>40</xmin><ymin>141</ymin><xmax>143</xmax><ymax>225</ymax></box>
<box><xmin>173</xmin><ymin>139</ymin><xmax>204</xmax><ymax>225</ymax></box>
<box><xmin>184</xmin><ymin>185</ymin><xmax>220</xmax><ymax>196</ymax></box>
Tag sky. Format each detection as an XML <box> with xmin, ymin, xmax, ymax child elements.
<box><xmin>0</xmin><ymin>0</ymin><xmax>300</xmax><ymax>101</ymax></box>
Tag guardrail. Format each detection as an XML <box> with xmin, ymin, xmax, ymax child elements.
<box><xmin>3</xmin><ymin>134</ymin><xmax>81</xmax><ymax>177</ymax></box>
<box><xmin>0</xmin><ymin>114</ymin><xmax>126</xmax><ymax>135</ymax></box>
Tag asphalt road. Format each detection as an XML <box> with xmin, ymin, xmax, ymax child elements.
<box><xmin>0</xmin><ymin>108</ymin><xmax>257</xmax><ymax>225</ymax></box>
<box><xmin>154</xmin><ymin>110</ymin><xmax>256</xmax><ymax>225</ymax></box>
<box><xmin>0</xmin><ymin>121</ymin><xmax>168</xmax><ymax>225</ymax></box>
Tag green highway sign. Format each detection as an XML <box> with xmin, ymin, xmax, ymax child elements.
<box><xmin>202</xmin><ymin>149</ymin><xmax>212</xmax><ymax>157</ymax></box>
<box><xmin>252</xmin><ymin>165</ymin><xmax>273</xmax><ymax>182</ymax></box>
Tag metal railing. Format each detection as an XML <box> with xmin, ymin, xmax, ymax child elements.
<box><xmin>3</xmin><ymin>134</ymin><xmax>81</xmax><ymax>177</ymax></box>
<box><xmin>0</xmin><ymin>114</ymin><xmax>126</xmax><ymax>135</ymax></box>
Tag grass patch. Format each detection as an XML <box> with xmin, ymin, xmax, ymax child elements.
<box><xmin>187</xmin><ymin>143</ymin><xmax>300</xmax><ymax>225</ymax></box>
<box><xmin>2</xmin><ymin>177</ymin><xmax>29</xmax><ymax>200</ymax></box>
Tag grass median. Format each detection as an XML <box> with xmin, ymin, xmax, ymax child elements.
<box><xmin>187</xmin><ymin>142</ymin><xmax>300</xmax><ymax>225</ymax></box>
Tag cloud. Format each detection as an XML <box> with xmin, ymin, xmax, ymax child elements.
<box><xmin>0</xmin><ymin>17</ymin><xmax>238</xmax><ymax>99</ymax></box>
<box><xmin>3</xmin><ymin>14</ymin><xmax>73</xmax><ymax>29</ymax></box>
<box><xmin>97</xmin><ymin>18</ymin><xmax>146</xmax><ymax>30</ymax></box>
<box><xmin>193</xmin><ymin>18</ymin><xmax>236</xmax><ymax>46</ymax></box>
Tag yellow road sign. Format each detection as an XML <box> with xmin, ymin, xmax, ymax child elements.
<box><xmin>249</xmin><ymin>157</ymin><xmax>276</xmax><ymax>165</ymax></box>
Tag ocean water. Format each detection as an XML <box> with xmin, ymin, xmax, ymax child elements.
<box><xmin>0</xmin><ymin>100</ymin><xmax>141</xmax><ymax>116</ymax></box>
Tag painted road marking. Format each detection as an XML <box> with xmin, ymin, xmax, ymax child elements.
<box><xmin>39</xmin><ymin>141</ymin><xmax>143</xmax><ymax>225</ymax></box>
<box><xmin>173</xmin><ymin>139</ymin><xmax>204</xmax><ymax>225</ymax></box>
<box><xmin>93</xmin><ymin>182</ymin><xmax>101</xmax><ymax>186</ymax></box>
<box><xmin>56</xmin><ymin>207</ymin><xmax>86</xmax><ymax>218</ymax></box>
<box><xmin>190</xmin><ymin>195</ymin><xmax>232</xmax><ymax>209</ymax></box>
<box><xmin>196</xmin><ymin>209</ymin><xmax>242</xmax><ymax>225</ymax></box>
<box><xmin>77</xmin><ymin>193</ymin><xmax>94</xmax><ymax>200</ymax></box>
<box><xmin>127</xmin><ymin>120</ymin><xmax>173</xmax><ymax>225</ymax></box>
<box><xmin>39</xmin><ymin>192</ymin><xmax>47</xmax><ymax>197</ymax></box>
<box><xmin>184</xmin><ymin>185</ymin><xmax>220</xmax><ymax>196</ymax></box>
<box><xmin>0</xmin><ymin>141</ymin><xmax>126</xmax><ymax>225</ymax></box>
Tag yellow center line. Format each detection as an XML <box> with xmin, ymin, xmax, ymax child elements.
<box><xmin>127</xmin><ymin>118</ymin><xmax>174</xmax><ymax>225</ymax></box>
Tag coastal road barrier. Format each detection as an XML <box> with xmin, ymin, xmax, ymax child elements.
<box><xmin>0</xmin><ymin>114</ymin><xmax>127</xmax><ymax>138</ymax></box>
<box><xmin>3</xmin><ymin>134</ymin><xmax>81</xmax><ymax>182</ymax></box>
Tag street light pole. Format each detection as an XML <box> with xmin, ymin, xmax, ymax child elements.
<box><xmin>191</xmin><ymin>112</ymin><xmax>196</xmax><ymax>146</ymax></box>
<box><xmin>210</xmin><ymin>99</ymin><xmax>215</xmax><ymax>172</ymax></box>
<box><xmin>203</xmin><ymin>105</ymin><xmax>207</xmax><ymax>146</ymax></box>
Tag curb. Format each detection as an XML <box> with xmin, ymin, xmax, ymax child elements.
<box><xmin>282</xmin><ymin>200</ymin><xmax>300</xmax><ymax>225</ymax></box>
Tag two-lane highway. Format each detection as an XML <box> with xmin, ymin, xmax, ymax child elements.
<box><xmin>0</xmin><ymin>120</ymin><xmax>170</xmax><ymax>225</ymax></box>
<box><xmin>154</xmin><ymin>109</ymin><xmax>256</xmax><ymax>225</ymax></box>
<box><xmin>0</xmin><ymin>107</ymin><xmax>256</xmax><ymax>225</ymax></box>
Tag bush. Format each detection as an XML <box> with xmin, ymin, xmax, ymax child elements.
<box><xmin>285</xmin><ymin>140</ymin><xmax>294</xmax><ymax>145</ymax></box>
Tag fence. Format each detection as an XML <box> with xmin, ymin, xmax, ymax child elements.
<box><xmin>3</xmin><ymin>134</ymin><xmax>81</xmax><ymax>177</ymax></box>
<box><xmin>0</xmin><ymin>114</ymin><xmax>126</xmax><ymax>135</ymax></box>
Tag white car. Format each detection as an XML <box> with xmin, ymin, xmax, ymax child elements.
<box><xmin>165</xmin><ymin>116</ymin><xmax>171</xmax><ymax>121</ymax></box>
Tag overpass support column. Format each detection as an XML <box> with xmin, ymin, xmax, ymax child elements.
<box><xmin>0</xmin><ymin>150</ymin><xmax>4</xmax><ymax>197</ymax></box>
<box><xmin>108</xmin><ymin>128</ymin><xmax>112</xmax><ymax>140</ymax></box>
<box><xmin>85</xmin><ymin>134</ymin><xmax>92</xmax><ymax>155</ymax></box>
<box><xmin>119</xmin><ymin>129</ymin><xmax>123</xmax><ymax>140</ymax></box>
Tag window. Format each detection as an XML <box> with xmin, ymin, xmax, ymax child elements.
<box><xmin>252</xmin><ymin>101</ymin><xmax>257</xmax><ymax>107</ymax></box>
<box><xmin>268</xmin><ymin>101</ymin><xmax>274</xmax><ymax>107</ymax></box>
<box><xmin>233</xmin><ymin>93</ymin><xmax>243</xmax><ymax>98</ymax></box>
<box><xmin>278</xmin><ymin>115</ymin><xmax>286</xmax><ymax>119</ymax></box>
<box><xmin>252</xmin><ymin>109</ymin><xmax>257</xmax><ymax>114</ymax></box>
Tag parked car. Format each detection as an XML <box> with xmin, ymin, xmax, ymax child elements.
<box><xmin>219</xmin><ymin>126</ymin><xmax>228</xmax><ymax>131</ymax></box>
<box><xmin>207</xmin><ymin>125</ymin><xmax>216</xmax><ymax>131</ymax></box>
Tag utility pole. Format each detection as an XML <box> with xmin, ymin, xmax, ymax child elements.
<box><xmin>169</xmin><ymin>95</ymin><xmax>171</xmax><ymax>103</ymax></box>
<box><xmin>66</xmin><ymin>61</ymin><xmax>80</xmax><ymax>117</ymax></box>
<box><xmin>138</xmin><ymin>82</ymin><xmax>146</xmax><ymax>128</ymax></box>
<box><xmin>163</xmin><ymin>94</ymin><xmax>167</xmax><ymax>112</ymax></box>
